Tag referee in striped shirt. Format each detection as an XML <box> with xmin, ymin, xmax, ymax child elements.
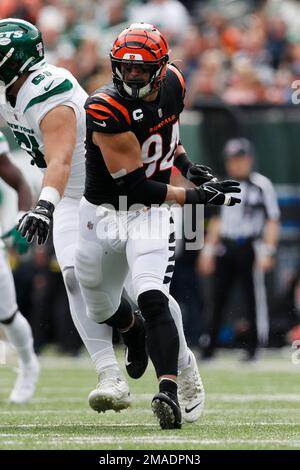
<box><xmin>199</xmin><ymin>138</ymin><xmax>280</xmax><ymax>361</ymax></box>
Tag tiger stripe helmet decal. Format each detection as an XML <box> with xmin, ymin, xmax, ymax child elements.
<box><xmin>110</xmin><ymin>23</ymin><xmax>169</xmax><ymax>100</ymax></box>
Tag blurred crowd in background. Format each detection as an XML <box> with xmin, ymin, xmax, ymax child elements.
<box><xmin>1</xmin><ymin>0</ymin><xmax>300</xmax><ymax>357</ymax></box>
<box><xmin>1</xmin><ymin>0</ymin><xmax>300</xmax><ymax>105</ymax></box>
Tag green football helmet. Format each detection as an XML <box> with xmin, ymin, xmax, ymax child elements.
<box><xmin>0</xmin><ymin>18</ymin><xmax>46</xmax><ymax>91</ymax></box>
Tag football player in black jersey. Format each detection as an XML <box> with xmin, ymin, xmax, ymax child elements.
<box><xmin>75</xmin><ymin>23</ymin><xmax>241</xmax><ymax>429</ymax></box>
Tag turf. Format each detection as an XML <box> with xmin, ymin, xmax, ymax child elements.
<box><xmin>0</xmin><ymin>348</ymin><xmax>300</xmax><ymax>450</ymax></box>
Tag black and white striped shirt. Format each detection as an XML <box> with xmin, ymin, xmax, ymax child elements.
<box><xmin>220</xmin><ymin>172</ymin><xmax>280</xmax><ymax>240</ymax></box>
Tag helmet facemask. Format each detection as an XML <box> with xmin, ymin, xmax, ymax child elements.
<box><xmin>111</xmin><ymin>56</ymin><xmax>168</xmax><ymax>100</ymax></box>
<box><xmin>0</xmin><ymin>50</ymin><xmax>35</xmax><ymax>91</ymax></box>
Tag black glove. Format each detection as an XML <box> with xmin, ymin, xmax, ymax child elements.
<box><xmin>17</xmin><ymin>200</ymin><xmax>54</xmax><ymax>245</ymax></box>
<box><xmin>185</xmin><ymin>180</ymin><xmax>241</xmax><ymax>206</ymax></box>
<box><xmin>186</xmin><ymin>164</ymin><xmax>214</xmax><ymax>185</ymax></box>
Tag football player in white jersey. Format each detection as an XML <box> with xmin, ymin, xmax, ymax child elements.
<box><xmin>0</xmin><ymin>18</ymin><xmax>132</xmax><ymax>412</ymax></box>
<box><xmin>0</xmin><ymin>131</ymin><xmax>39</xmax><ymax>403</ymax></box>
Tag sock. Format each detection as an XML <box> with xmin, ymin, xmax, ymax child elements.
<box><xmin>2</xmin><ymin>311</ymin><xmax>35</xmax><ymax>366</ymax></box>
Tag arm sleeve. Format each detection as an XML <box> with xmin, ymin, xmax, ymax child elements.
<box><xmin>114</xmin><ymin>166</ymin><xmax>168</xmax><ymax>207</ymax></box>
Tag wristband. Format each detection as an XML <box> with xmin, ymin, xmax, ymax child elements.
<box><xmin>39</xmin><ymin>186</ymin><xmax>61</xmax><ymax>207</ymax></box>
<box><xmin>185</xmin><ymin>188</ymin><xmax>205</xmax><ymax>205</ymax></box>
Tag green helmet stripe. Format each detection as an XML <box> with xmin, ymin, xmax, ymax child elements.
<box><xmin>24</xmin><ymin>79</ymin><xmax>73</xmax><ymax>112</ymax></box>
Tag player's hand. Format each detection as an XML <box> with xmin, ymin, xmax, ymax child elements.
<box><xmin>186</xmin><ymin>180</ymin><xmax>241</xmax><ymax>206</ymax></box>
<box><xmin>202</xmin><ymin>180</ymin><xmax>241</xmax><ymax>206</ymax></box>
<box><xmin>17</xmin><ymin>200</ymin><xmax>54</xmax><ymax>245</ymax></box>
<box><xmin>186</xmin><ymin>164</ymin><xmax>214</xmax><ymax>186</ymax></box>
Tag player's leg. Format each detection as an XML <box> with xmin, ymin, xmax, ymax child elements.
<box><xmin>53</xmin><ymin>197</ymin><xmax>130</xmax><ymax>411</ymax></box>
<box><xmin>74</xmin><ymin>201</ymin><xmax>145</xmax><ymax>411</ymax></box>
<box><xmin>0</xmin><ymin>249</ymin><xmax>39</xmax><ymax>403</ymax></box>
<box><xmin>125</xmin><ymin>211</ymin><xmax>205</xmax><ymax>422</ymax></box>
<box><xmin>127</xmin><ymin>207</ymin><xmax>181</xmax><ymax>429</ymax></box>
<box><xmin>125</xmin><ymin>273</ymin><xmax>205</xmax><ymax>423</ymax></box>
<box><xmin>169</xmin><ymin>295</ymin><xmax>205</xmax><ymax>423</ymax></box>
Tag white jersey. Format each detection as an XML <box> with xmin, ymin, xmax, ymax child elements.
<box><xmin>0</xmin><ymin>64</ymin><xmax>87</xmax><ymax>199</ymax></box>
<box><xmin>0</xmin><ymin>130</ymin><xmax>9</xmax><ymax>155</ymax></box>
<box><xmin>0</xmin><ymin>131</ymin><xmax>10</xmax><ymax>244</ymax></box>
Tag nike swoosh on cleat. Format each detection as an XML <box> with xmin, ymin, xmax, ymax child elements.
<box><xmin>124</xmin><ymin>350</ymin><xmax>132</xmax><ymax>367</ymax></box>
<box><xmin>93</xmin><ymin>120</ymin><xmax>107</xmax><ymax>127</ymax></box>
<box><xmin>185</xmin><ymin>402</ymin><xmax>202</xmax><ymax>413</ymax></box>
<box><xmin>44</xmin><ymin>80</ymin><xmax>54</xmax><ymax>91</ymax></box>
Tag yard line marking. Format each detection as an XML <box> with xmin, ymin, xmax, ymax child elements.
<box><xmin>1</xmin><ymin>435</ymin><xmax>300</xmax><ymax>447</ymax></box>
<box><xmin>138</xmin><ymin>393</ymin><xmax>300</xmax><ymax>402</ymax></box>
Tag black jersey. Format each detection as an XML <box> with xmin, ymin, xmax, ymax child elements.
<box><xmin>84</xmin><ymin>64</ymin><xmax>185</xmax><ymax>208</ymax></box>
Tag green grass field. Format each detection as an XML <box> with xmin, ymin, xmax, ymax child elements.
<box><xmin>1</xmin><ymin>348</ymin><xmax>300</xmax><ymax>450</ymax></box>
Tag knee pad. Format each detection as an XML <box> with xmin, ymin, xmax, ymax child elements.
<box><xmin>75</xmin><ymin>244</ymin><xmax>103</xmax><ymax>289</ymax></box>
<box><xmin>0</xmin><ymin>309</ymin><xmax>18</xmax><ymax>325</ymax></box>
<box><xmin>138</xmin><ymin>290</ymin><xmax>169</xmax><ymax>322</ymax></box>
<box><xmin>63</xmin><ymin>267</ymin><xmax>79</xmax><ymax>294</ymax></box>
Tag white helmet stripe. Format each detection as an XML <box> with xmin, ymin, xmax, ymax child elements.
<box><xmin>0</xmin><ymin>47</ymin><xmax>14</xmax><ymax>68</ymax></box>
<box><xmin>1</xmin><ymin>56</ymin><xmax>34</xmax><ymax>91</ymax></box>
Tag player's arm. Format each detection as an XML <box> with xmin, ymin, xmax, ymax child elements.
<box><xmin>40</xmin><ymin>105</ymin><xmax>76</xmax><ymax>196</ymax></box>
<box><xmin>0</xmin><ymin>152</ymin><xmax>32</xmax><ymax>212</ymax></box>
<box><xmin>173</xmin><ymin>143</ymin><xmax>215</xmax><ymax>186</ymax></box>
<box><xmin>18</xmin><ymin>105</ymin><xmax>76</xmax><ymax>244</ymax></box>
<box><xmin>93</xmin><ymin>131</ymin><xmax>241</xmax><ymax>208</ymax></box>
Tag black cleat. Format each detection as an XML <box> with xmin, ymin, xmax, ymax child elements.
<box><xmin>124</xmin><ymin>311</ymin><xmax>148</xmax><ymax>379</ymax></box>
<box><xmin>151</xmin><ymin>391</ymin><xmax>182</xmax><ymax>429</ymax></box>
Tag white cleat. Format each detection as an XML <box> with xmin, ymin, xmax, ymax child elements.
<box><xmin>88</xmin><ymin>368</ymin><xmax>132</xmax><ymax>413</ymax></box>
<box><xmin>9</xmin><ymin>355</ymin><xmax>40</xmax><ymax>404</ymax></box>
<box><xmin>177</xmin><ymin>350</ymin><xmax>205</xmax><ymax>422</ymax></box>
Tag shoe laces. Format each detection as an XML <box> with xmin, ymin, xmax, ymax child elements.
<box><xmin>178</xmin><ymin>366</ymin><xmax>202</xmax><ymax>400</ymax></box>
